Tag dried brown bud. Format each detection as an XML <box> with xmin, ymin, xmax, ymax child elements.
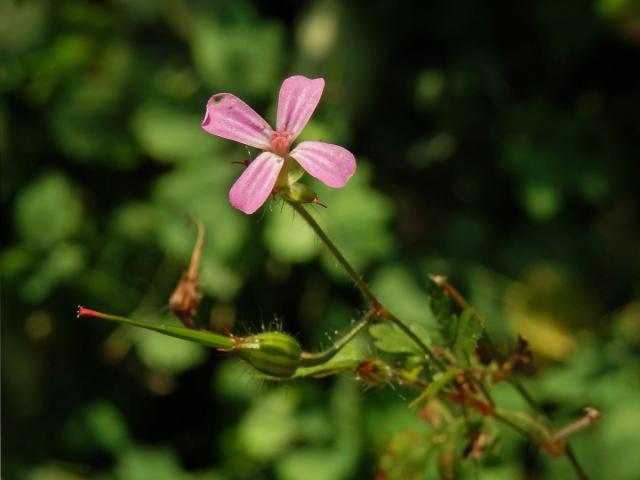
<box><xmin>169</xmin><ymin>273</ymin><xmax>200</xmax><ymax>324</ymax></box>
<box><xmin>169</xmin><ymin>215</ymin><xmax>204</xmax><ymax>327</ymax></box>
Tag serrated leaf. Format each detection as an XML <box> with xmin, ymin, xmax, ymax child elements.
<box><xmin>426</xmin><ymin>276</ymin><xmax>455</xmax><ymax>343</ymax></box>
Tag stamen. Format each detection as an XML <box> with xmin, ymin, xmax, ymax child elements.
<box><xmin>270</xmin><ymin>131</ymin><xmax>292</xmax><ymax>157</ymax></box>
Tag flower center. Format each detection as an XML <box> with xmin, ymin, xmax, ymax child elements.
<box><xmin>271</xmin><ymin>131</ymin><xmax>292</xmax><ymax>157</ymax></box>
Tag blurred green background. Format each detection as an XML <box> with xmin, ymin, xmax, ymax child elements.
<box><xmin>2</xmin><ymin>0</ymin><xmax>640</xmax><ymax>479</ymax></box>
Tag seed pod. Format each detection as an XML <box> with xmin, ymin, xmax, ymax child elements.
<box><xmin>234</xmin><ymin>332</ymin><xmax>302</xmax><ymax>378</ymax></box>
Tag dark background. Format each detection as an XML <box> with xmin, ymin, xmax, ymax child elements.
<box><xmin>2</xmin><ymin>0</ymin><xmax>640</xmax><ymax>479</ymax></box>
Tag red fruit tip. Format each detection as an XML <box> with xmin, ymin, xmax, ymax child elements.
<box><xmin>77</xmin><ymin>306</ymin><xmax>106</xmax><ymax>319</ymax></box>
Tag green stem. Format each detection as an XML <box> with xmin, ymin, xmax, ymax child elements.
<box><xmin>565</xmin><ymin>446</ymin><xmax>588</xmax><ymax>480</ymax></box>
<box><xmin>493</xmin><ymin>411</ymin><xmax>541</xmax><ymax>445</ymax></box>
<box><xmin>508</xmin><ymin>378</ymin><xmax>540</xmax><ymax>411</ymax></box>
<box><xmin>77</xmin><ymin>306</ymin><xmax>234</xmax><ymax>349</ymax></box>
<box><xmin>300</xmin><ymin>309</ymin><xmax>374</xmax><ymax>366</ymax></box>
<box><xmin>287</xmin><ymin>201</ymin><xmax>378</xmax><ymax>306</ymax></box>
<box><xmin>287</xmin><ymin>201</ymin><xmax>447</xmax><ymax>371</ymax></box>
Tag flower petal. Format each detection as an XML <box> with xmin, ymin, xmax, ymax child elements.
<box><xmin>290</xmin><ymin>141</ymin><xmax>356</xmax><ymax>188</ymax></box>
<box><xmin>276</xmin><ymin>76</ymin><xmax>324</xmax><ymax>141</ymax></box>
<box><xmin>229</xmin><ymin>152</ymin><xmax>284</xmax><ymax>214</ymax></box>
<box><xmin>202</xmin><ymin>93</ymin><xmax>273</xmax><ymax>149</ymax></box>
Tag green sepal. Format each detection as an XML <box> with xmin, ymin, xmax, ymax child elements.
<box><xmin>287</xmin><ymin>159</ymin><xmax>305</xmax><ymax>184</ymax></box>
<box><xmin>278</xmin><ymin>182</ymin><xmax>321</xmax><ymax>205</ymax></box>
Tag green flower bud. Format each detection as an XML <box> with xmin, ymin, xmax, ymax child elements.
<box><xmin>234</xmin><ymin>332</ymin><xmax>302</xmax><ymax>378</ymax></box>
<box><xmin>278</xmin><ymin>183</ymin><xmax>326</xmax><ymax>207</ymax></box>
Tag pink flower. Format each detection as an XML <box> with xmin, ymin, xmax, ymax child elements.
<box><xmin>201</xmin><ymin>76</ymin><xmax>356</xmax><ymax>214</ymax></box>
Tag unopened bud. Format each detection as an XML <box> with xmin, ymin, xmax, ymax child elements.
<box><xmin>234</xmin><ymin>331</ymin><xmax>302</xmax><ymax>378</ymax></box>
<box><xmin>278</xmin><ymin>183</ymin><xmax>326</xmax><ymax>207</ymax></box>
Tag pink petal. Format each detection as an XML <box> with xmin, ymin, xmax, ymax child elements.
<box><xmin>229</xmin><ymin>152</ymin><xmax>284</xmax><ymax>214</ymax></box>
<box><xmin>290</xmin><ymin>141</ymin><xmax>356</xmax><ymax>188</ymax></box>
<box><xmin>276</xmin><ymin>76</ymin><xmax>324</xmax><ymax>141</ymax></box>
<box><xmin>202</xmin><ymin>94</ymin><xmax>273</xmax><ymax>149</ymax></box>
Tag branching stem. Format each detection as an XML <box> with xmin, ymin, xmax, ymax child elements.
<box><xmin>300</xmin><ymin>309</ymin><xmax>375</xmax><ymax>366</ymax></box>
<box><xmin>287</xmin><ymin>201</ymin><xmax>447</xmax><ymax>371</ymax></box>
<box><xmin>429</xmin><ymin>275</ymin><xmax>589</xmax><ymax>480</ymax></box>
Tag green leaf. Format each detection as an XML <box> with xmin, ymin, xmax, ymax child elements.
<box><xmin>115</xmin><ymin>447</ymin><xmax>193</xmax><ymax>480</ymax></box>
<box><xmin>426</xmin><ymin>276</ymin><xmax>454</xmax><ymax>341</ymax></box>
<box><xmin>63</xmin><ymin>401</ymin><xmax>130</xmax><ymax>455</ymax></box>
<box><xmin>132</xmin><ymin>326</ymin><xmax>207</xmax><ymax>375</ymax></box>
<box><xmin>409</xmin><ymin>368</ymin><xmax>457</xmax><ymax>409</ymax></box>
<box><xmin>292</xmin><ymin>335</ymin><xmax>369</xmax><ymax>378</ymax></box>
<box><xmin>369</xmin><ymin>323</ymin><xmax>430</xmax><ymax>355</ymax></box>
<box><xmin>131</xmin><ymin>103</ymin><xmax>214</xmax><ymax>163</ymax></box>
<box><xmin>451</xmin><ymin>309</ymin><xmax>484</xmax><ymax>367</ymax></box>
<box><xmin>237</xmin><ymin>389</ymin><xmax>298</xmax><ymax>461</ymax></box>
<box><xmin>15</xmin><ymin>173</ymin><xmax>83</xmax><ymax>249</ymax></box>
<box><xmin>213</xmin><ymin>360</ymin><xmax>263</xmax><ymax>400</ymax></box>
<box><xmin>25</xmin><ymin>465</ymin><xmax>84</xmax><ymax>480</ymax></box>
<box><xmin>21</xmin><ymin>243</ymin><xmax>86</xmax><ymax>303</ymax></box>
<box><xmin>277</xmin><ymin>447</ymin><xmax>355</xmax><ymax>480</ymax></box>
<box><xmin>264</xmin><ymin>206</ymin><xmax>320</xmax><ymax>263</ymax></box>
<box><xmin>426</xmin><ymin>278</ymin><xmax>484</xmax><ymax>365</ymax></box>
<box><xmin>152</xmin><ymin>159</ymin><xmax>248</xmax><ymax>261</ymax></box>
<box><xmin>377</xmin><ymin>431</ymin><xmax>434</xmax><ymax>480</ymax></box>
<box><xmin>191</xmin><ymin>14</ymin><xmax>283</xmax><ymax>97</ymax></box>
<box><xmin>372</xmin><ymin>265</ymin><xmax>437</xmax><ymax>332</ymax></box>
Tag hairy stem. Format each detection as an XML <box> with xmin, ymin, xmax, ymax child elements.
<box><xmin>287</xmin><ymin>201</ymin><xmax>446</xmax><ymax>370</ymax></box>
<box><xmin>288</xmin><ymin>201</ymin><xmax>378</xmax><ymax>306</ymax></box>
<box><xmin>300</xmin><ymin>309</ymin><xmax>375</xmax><ymax>366</ymax></box>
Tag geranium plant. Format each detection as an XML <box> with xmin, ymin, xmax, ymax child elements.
<box><xmin>79</xmin><ymin>75</ymin><xmax>599</xmax><ymax>479</ymax></box>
